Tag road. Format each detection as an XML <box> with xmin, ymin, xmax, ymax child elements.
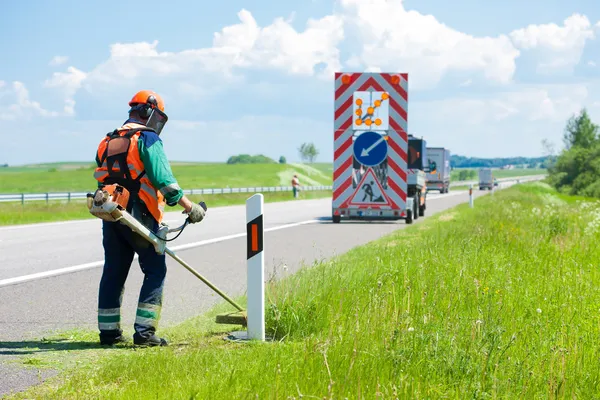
<box><xmin>0</xmin><ymin>185</ymin><xmax>513</xmax><ymax>397</ymax></box>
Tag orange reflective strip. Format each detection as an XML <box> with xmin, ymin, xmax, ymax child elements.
<box><xmin>251</xmin><ymin>224</ymin><xmax>258</xmax><ymax>252</ymax></box>
<box><xmin>94</xmin><ymin>171</ymin><xmax>108</xmax><ymax>180</ymax></box>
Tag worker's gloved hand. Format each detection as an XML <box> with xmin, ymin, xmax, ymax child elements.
<box><xmin>185</xmin><ymin>202</ymin><xmax>206</xmax><ymax>223</ymax></box>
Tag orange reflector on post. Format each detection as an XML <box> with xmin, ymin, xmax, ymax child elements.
<box><xmin>246</xmin><ymin>214</ymin><xmax>263</xmax><ymax>259</ymax></box>
<box><xmin>251</xmin><ymin>224</ymin><xmax>258</xmax><ymax>252</ymax></box>
<box><xmin>342</xmin><ymin>74</ymin><xmax>351</xmax><ymax>84</ymax></box>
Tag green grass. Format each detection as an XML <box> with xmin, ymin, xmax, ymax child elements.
<box><xmin>492</xmin><ymin>168</ymin><xmax>546</xmax><ymax>178</ymax></box>
<box><xmin>0</xmin><ymin>162</ymin><xmax>333</xmax><ymax>193</ymax></box>
<box><xmin>451</xmin><ymin>168</ymin><xmax>546</xmax><ymax>181</ymax></box>
<box><xmin>0</xmin><ymin>190</ymin><xmax>331</xmax><ymax>226</ymax></box>
<box><xmin>9</xmin><ymin>181</ymin><xmax>600</xmax><ymax>399</ymax></box>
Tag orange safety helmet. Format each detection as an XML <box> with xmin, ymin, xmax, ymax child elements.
<box><xmin>128</xmin><ymin>90</ymin><xmax>168</xmax><ymax>135</ymax></box>
<box><xmin>128</xmin><ymin>90</ymin><xmax>165</xmax><ymax>112</ymax></box>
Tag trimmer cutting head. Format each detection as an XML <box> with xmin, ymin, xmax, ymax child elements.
<box><xmin>215</xmin><ymin>311</ymin><xmax>248</xmax><ymax>327</ymax></box>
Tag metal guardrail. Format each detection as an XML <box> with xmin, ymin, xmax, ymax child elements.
<box><xmin>0</xmin><ymin>185</ymin><xmax>333</xmax><ymax>203</ymax></box>
<box><xmin>0</xmin><ymin>175</ymin><xmax>546</xmax><ymax>203</ymax></box>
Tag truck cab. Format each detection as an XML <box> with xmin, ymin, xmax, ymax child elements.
<box><xmin>407</xmin><ymin>135</ymin><xmax>427</xmax><ymax>219</ymax></box>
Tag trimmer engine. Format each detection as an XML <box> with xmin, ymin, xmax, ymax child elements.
<box><xmin>87</xmin><ymin>184</ymin><xmax>130</xmax><ymax>222</ymax></box>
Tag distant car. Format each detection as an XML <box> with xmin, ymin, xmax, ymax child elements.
<box><xmin>494</xmin><ymin>179</ymin><xmax>499</xmax><ymax>187</ymax></box>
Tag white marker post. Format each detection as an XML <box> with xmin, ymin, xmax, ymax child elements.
<box><xmin>246</xmin><ymin>194</ymin><xmax>265</xmax><ymax>341</ymax></box>
<box><xmin>469</xmin><ymin>184</ymin><xmax>474</xmax><ymax>208</ymax></box>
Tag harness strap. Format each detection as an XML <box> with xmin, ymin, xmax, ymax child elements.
<box><xmin>98</xmin><ymin>127</ymin><xmax>156</xmax><ymax>195</ymax></box>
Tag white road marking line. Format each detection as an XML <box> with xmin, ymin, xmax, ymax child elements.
<box><xmin>0</xmin><ymin>218</ymin><xmax>101</xmax><ymax>231</ymax></box>
<box><xmin>0</xmin><ymin>219</ymin><xmax>320</xmax><ymax>288</ymax></box>
<box><xmin>0</xmin><ymin>200</ymin><xmax>328</xmax><ymax>231</ymax></box>
<box><xmin>0</xmin><ymin>190</ymin><xmax>478</xmax><ymax>287</ymax></box>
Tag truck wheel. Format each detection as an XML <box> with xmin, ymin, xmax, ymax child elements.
<box><xmin>406</xmin><ymin>209</ymin><xmax>413</xmax><ymax>224</ymax></box>
<box><xmin>332</xmin><ymin>215</ymin><xmax>341</xmax><ymax>223</ymax></box>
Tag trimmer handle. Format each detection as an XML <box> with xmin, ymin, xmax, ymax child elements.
<box><xmin>183</xmin><ymin>201</ymin><xmax>207</xmax><ymax>224</ymax></box>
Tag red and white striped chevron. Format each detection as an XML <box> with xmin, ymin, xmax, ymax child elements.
<box><xmin>333</xmin><ymin>72</ymin><xmax>408</xmax><ymax>211</ymax></box>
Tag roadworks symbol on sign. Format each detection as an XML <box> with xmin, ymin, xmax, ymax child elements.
<box><xmin>349</xmin><ymin>168</ymin><xmax>391</xmax><ymax>206</ymax></box>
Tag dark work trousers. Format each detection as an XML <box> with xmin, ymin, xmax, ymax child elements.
<box><xmin>97</xmin><ymin>211</ymin><xmax>167</xmax><ymax>341</ymax></box>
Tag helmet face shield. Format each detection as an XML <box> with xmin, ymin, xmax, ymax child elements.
<box><xmin>145</xmin><ymin>107</ymin><xmax>168</xmax><ymax>135</ymax></box>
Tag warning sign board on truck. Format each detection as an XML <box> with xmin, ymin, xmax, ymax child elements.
<box><xmin>332</xmin><ymin>72</ymin><xmax>410</xmax><ymax>223</ymax></box>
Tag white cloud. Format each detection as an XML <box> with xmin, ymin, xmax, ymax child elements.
<box><xmin>424</xmin><ymin>84</ymin><xmax>589</xmax><ymax>125</ymax></box>
<box><xmin>43</xmin><ymin>66</ymin><xmax>87</xmax><ymax>115</ymax></box>
<box><xmin>212</xmin><ymin>9</ymin><xmax>343</xmax><ymax>77</ymax></box>
<box><xmin>4</xmin><ymin>3</ymin><xmax>600</xmax><ymax>166</ymax></box>
<box><xmin>0</xmin><ymin>81</ymin><xmax>58</xmax><ymax>121</ymax></box>
<box><xmin>338</xmin><ymin>0</ymin><xmax>521</xmax><ymax>90</ymax></box>
<box><xmin>78</xmin><ymin>9</ymin><xmax>343</xmax><ymax>98</ymax></box>
<box><xmin>509</xmin><ymin>14</ymin><xmax>596</xmax><ymax>72</ymax></box>
<box><xmin>28</xmin><ymin>5</ymin><xmax>600</xmax><ymax>120</ymax></box>
<box><xmin>410</xmin><ymin>82</ymin><xmax>599</xmax><ymax>157</ymax></box>
<box><xmin>49</xmin><ymin>56</ymin><xmax>69</xmax><ymax>66</ymax></box>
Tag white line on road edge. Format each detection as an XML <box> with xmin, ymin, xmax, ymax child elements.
<box><xmin>0</xmin><ymin>218</ymin><xmax>319</xmax><ymax>289</ymax></box>
<box><xmin>246</xmin><ymin>194</ymin><xmax>265</xmax><ymax>341</ymax></box>
<box><xmin>0</xmin><ymin>187</ymin><xmax>502</xmax><ymax>289</ymax></box>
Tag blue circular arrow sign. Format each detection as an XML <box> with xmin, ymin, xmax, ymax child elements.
<box><xmin>353</xmin><ymin>131</ymin><xmax>388</xmax><ymax>167</ymax></box>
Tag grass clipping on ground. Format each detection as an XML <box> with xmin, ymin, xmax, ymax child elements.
<box><xmin>12</xmin><ymin>182</ymin><xmax>600</xmax><ymax>399</ymax></box>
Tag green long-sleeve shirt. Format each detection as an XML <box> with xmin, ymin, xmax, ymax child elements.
<box><xmin>95</xmin><ymin>121</ymin><xmax>184</xmax><ymax>207</ymax></box>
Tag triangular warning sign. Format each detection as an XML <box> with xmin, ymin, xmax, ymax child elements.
<box><xmin>348</xmin><ymin>168</ymin><xmax>391</xmax><ymax>206</ymax></box>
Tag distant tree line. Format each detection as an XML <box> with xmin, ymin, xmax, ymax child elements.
<box><xmin>225</xmin><ymin>142</ymin><xmax>320</xmax><ymax>165</ymax></box>
<box><xmin>546</xmin><ymin>108</ymin><xmax>600</xmax><ymax>198</ymax></box>
<box><xmin>450</xmin><ymin>155</ymin><xmax>550</xmax><ymax>169</ymax></box>
<box><xmin>453</xmin><ymin>169</ymin><xmax>477</xmax><ymax>181</ymax></box>
<box><xmin>226</xmin><ymin>154</ymin><xmax>288</xmax><ymax>164</ymax></box>
<box><xmin>226</xmin><ymin>154</ymin><xmax>276</xmax><ymax>164</ymax></box>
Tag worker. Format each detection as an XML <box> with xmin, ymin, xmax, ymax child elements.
<box><xmin>93</xmin><ymin>90</ymin><xmax>206</xmax><ymax>347</ymax></box>
<box><xmin>291</xmin><ymin>174</ymin><xmax>300</xmax><ymax>198</ymax></box>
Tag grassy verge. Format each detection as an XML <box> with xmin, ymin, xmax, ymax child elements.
<box><xmin>451</xmin><ymin>168</ymin><xmax>546</xmax><ymax>181</ymax></box>
<box><xmin>9</xmin><ymin>182</ymin><xmax>600</xmax><ymax>399</ymax></box>
<box><xmin>0</xmin><ymin>191</ymin><xmax>331</xmax><ymax>226</ymax></box>
<box><xmin>0</xmin><ymin>162</ymin><xmax>333</xmax><ymax>193</ymax></box>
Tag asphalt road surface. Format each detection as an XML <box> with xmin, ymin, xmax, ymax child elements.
<box><xmin>0</xmin><ymin>185</ymin><xmax>513</xmax><ymax>397</ymax></box>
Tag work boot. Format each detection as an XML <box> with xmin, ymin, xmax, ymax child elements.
<box><xmin>100</xmin><ymin>334</ymin><xmax>128</xmax><ymax>346</ymax></box>
<box><xmin>133</xmin><ymin>333</ymin><xmax>168</xmax><ymax>347</ymax></box>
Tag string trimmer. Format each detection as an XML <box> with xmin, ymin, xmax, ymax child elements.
<box><xmin>86</xmin><ymin>183</ymin><xmax>247</xmax><ymax>326</ymax></box>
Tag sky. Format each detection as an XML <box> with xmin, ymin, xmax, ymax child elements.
<box><xmin>1</xmin><ymin>0</ymin><xmax>600</xmax><ymax>165</ymax></box>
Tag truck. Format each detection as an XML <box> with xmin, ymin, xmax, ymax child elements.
<box><xmin>407</xmin><ymin>134</ymin><xmax>427</xmax><ymax>218</ymax></box>
<box><xmin>332</xmin><ymin>72</ymin><xmax>417</xmax><ymax>224</ymax></box>
<box><xmin>479</xmin><ymin>168</ymin><xmax>494</xmax><ymax>190</ymax></box>
<box><xmin>425</xmin><ymin>147</ymin><xmax>451</xmax><ymax>193</ymax></box>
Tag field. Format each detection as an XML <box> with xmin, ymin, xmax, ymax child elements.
<box><xmin>0</xmin><ymin>162</ymin><xmax>334</xmax><ymax>226</ymax></box>
<box><xmin>0</xmin><ymin>162</ymin><xmax>333</xmax><ymax>194</ymax></box>
<box><xmin>450</xmin><ymin>168</ymin><xmax>546</xmax><ymax>181</ymax></box>
<box><xmin>8</xmin><ymin>181</ymin><xmax>600</xmax><ymax>399</ymax></box>
<box><xmin>0</xmin><ymin>163</ymin><xmax>545</xmax><ymax>195</ymax></box>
